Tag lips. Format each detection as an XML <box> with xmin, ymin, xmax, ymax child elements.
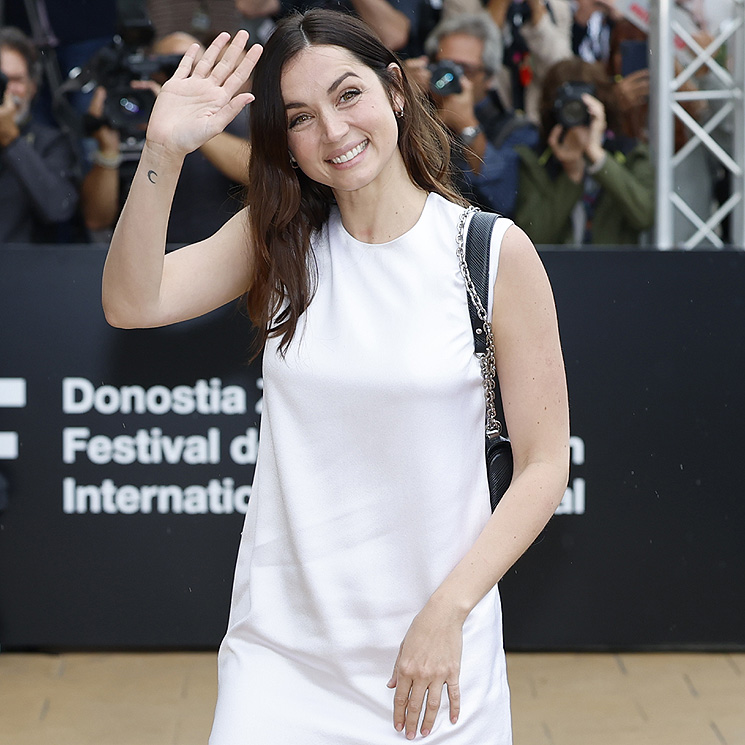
<box><xmin>329</xmin><ymin>140</ymin><xmax>369</xmax><ymax>164</ymax></box>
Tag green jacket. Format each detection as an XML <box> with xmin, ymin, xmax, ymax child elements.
<box><xmin>514</xmin><ymin>141</ymin><xmax>655</xmax><ymax>246</ymax></box>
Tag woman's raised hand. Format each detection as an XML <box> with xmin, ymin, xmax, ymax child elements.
<box><xmin>145</xmin><ymin>31</ymin><xmax>262</xmax><ymax>158</ymax></box>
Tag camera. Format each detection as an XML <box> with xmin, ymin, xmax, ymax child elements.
<box><xmin>429</xmin><ymin>60</ymin><xmax>463</xmax><ymax>96</ymax></box>
<box><xmin>0</xmin><ymin>71</ymin><xmax>7</xmax><ymax>102</ymax></box>
<box><xmin>553</xmin><ymin>82</ymin><xmax>595</xmax><ymax>130</ymax></box>
<box><xmin>77</xmin><ymin>19</ymin><xmax>181</xmax><ymax>138</ymax></box>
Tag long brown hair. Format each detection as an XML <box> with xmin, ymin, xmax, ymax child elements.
<box><xmin>245</xmin><ymin>9</ymin><xmax>465</xmax><ymax>357</ymax></box>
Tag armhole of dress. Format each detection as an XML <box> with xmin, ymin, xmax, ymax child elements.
<box><xmin>487</xmin><ymin>217</ymin><xmax>514</xmax><ymax>319</ymax></box>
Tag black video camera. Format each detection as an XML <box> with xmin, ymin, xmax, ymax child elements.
<box><xmin>429</xmin><ymin>60</ymin><xmax>463</xmax><ymax>96</ymax></box>
<box><xmin>553</xmin><ymin>82</ymin><xmax>595</xmax><ymax>130</ymax></box>
<box><xmin>80</xmin><ymin>19</ymin><xmax>181</xmax><ymax>138</ymax></box>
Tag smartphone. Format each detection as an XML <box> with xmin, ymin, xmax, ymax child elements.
<box><xmin>0</xmin><ymin>71</ymin><xmax>7</xmax><ymax>102</ymax></box>
<box><xmin>620</xmin><ymin>40</ymin><xmax>649</xmax><ymax>77</ymax></box>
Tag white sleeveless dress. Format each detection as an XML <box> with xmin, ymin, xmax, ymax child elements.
<box><xmin>209</xmin><ymin>193</ymin><xmax>514</xmax><ymax>744</ymax></box>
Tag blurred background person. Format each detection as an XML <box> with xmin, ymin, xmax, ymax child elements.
<box><xmin>234</xmin><ymin>0</ymin><xmax>484</xmax><ymax>57</ymax></box>
<box><xmin>607</xmin><ymin>16</ymin><xmax>726</xmax><ymax>246</ymax></box>
<box><xmin>146</xmin><ymin>0</ymin><xmax>243</xmax><ymax>45</ymax></box>
<box><xmin>514</xmin><ymin>56</ymin><xmax>654</xmax><ymax>245</ymax></box>
<box><xmin>572</xmin><ymin>0</ymin><xmax>623</xmax><ymax>63</ymax></box>
<box><xmin>486</xmin><ymin>0</ymin><xmax>573</xmax><ymax>122</ymax></box>
<box><xmin>407</xmin><ymin>12</ymin><xmax>538</xmax><ymax>216</ymax></box>
<box><xmin>80</xmin><ymin>30</ymin><xmax>250</xmax><ymax>244</ymax></box>
<box><xmin>236</xmin><ymin>0</ymin><xmax>417</xmax><ymax>52</ymax></box>
<box><xmin>0</xmin><ymin>27</ymin><xmax>79</xmax><ymax>243</ymax></box>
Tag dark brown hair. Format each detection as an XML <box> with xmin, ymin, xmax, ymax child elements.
<box><xmin>538</xmin><ymin>56</ymin><xmax>621</xmax><ymax>142</ymax></box>
<box><xmin>245</xmin><ymin>8</ymin><xmax>465</xmax><ymax>357</ymax></box>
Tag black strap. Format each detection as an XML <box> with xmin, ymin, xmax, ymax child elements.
<box><xmin>465</xmin><ymin>211</ymin><xmax>498</xmax><ymax>356</ymax></box>
<box><xmin>464</xmin><ymin>210</ymin><xmax>508</xmax><ymax>434</ymax></box>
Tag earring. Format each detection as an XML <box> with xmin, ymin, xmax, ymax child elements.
<box><xmin>289</xmin><ymin>152</ymin><xmax>298</xmax><ymax>169</ymax></box>
<box><xmin>395</xmin><ymin>109</ymin><xmax>404</xmax><ymax>119</ymax></box>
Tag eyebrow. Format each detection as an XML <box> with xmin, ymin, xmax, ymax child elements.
<box><xmin>285</xmin><ymin>71</ymin><xmax>361</xmax><ymax>111</ymax></box>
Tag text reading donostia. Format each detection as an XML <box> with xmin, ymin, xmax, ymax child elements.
<box><xmin>62</xmin><ymin>377</ymin><xmax>261</xmax><ymax>515</ymax></box>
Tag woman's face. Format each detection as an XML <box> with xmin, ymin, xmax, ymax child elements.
<box><xmin>281</xmin><ymin>44</ymin><xmax>404</xmax><ymax>195</ymax></box>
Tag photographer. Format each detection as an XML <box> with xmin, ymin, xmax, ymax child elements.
<box><xmin>487</xmin><ymin>0</ymin><xmax>573</xmax><ymax>122</ymax></box>
<box><xmin>407</xmin><ymin>13</ymin><xmax>537</xmax><ymax>217</ymax></box>
<box><xmin>514</xmin><ymin>56</ymin><xmax>654</xmax><ymax>245</ymax></box>
<box><xmin>81</xmin><ymin>31</ymin><xmax>249</xmax><ymax>244</ymax></box>
<box><xmin>0</xmin><ymin>27</ymin><xmax>79</xmax><ymax>243</ymax></box>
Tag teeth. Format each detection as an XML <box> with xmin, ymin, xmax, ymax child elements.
<box><xmin>331</xmin><ymin>140</ymin><xmax>368</xmax><ymax>164</ymax></box>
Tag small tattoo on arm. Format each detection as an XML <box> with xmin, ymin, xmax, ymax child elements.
<box><xmin>147</xmin><ymin>170</ymin><xmax>158</xmax><ymax>184</ymax></box>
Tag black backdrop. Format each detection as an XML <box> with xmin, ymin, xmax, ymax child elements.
<box><xmin>1</xmin><ymin>245</ymin><xmax>743</xmax><ymax>650</ymax></box>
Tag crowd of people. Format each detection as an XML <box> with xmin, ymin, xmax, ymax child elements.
<box><xmin>0</xmin><ymin>0</ymin><xmax>736</xmax><ymax>247</ymax></box>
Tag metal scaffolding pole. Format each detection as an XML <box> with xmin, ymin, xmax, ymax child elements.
<box><xmin>651</xmin><ymin>0</ymin><xmax>675</xmax><ymax>249</ymax></box>
<box><xmin>651</xmin><ymin>0</ymin><xmax>745</xmax><ymax>249</ymax></box>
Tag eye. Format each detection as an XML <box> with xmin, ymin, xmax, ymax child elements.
<box><xmin>339</xmin><ymin>88</ymin><xmax>361</xmax><ymax>104</ymax></box>
<box><xmin>288</xmin><ymin>113</ymin><xmax>311</xmax><ymax>129</ymax></box>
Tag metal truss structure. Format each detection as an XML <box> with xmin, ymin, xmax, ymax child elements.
<box><xmin>651</xmin><ymin>0</ymin><xmax>745</xmax><ymax>248</ymax></box>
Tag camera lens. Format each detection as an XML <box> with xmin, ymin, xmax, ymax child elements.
<box><xmin>428</xmin><ymin>61</ymin><xmax>463</xmax><ymax>96</ymax></box>
<box><xmin>560</xmin><ymin>100</ymin><xmax>588</xmax><ymax>128</ymax></box>
<box><xmin>104</xmin><ymin>86</ymin><xmax>156</xmax><ymax>134</ymax></box>
<box><xmin>553</xmin><ymin>82</ymin><xmax>594</xmax><ymax>130</ymax></box>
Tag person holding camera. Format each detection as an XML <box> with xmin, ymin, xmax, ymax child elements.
<box><xmin>405</xmin><ymin>13</ymin><xmax>537</xmax><ymax>217</ymax></box>
<box><xmin>486</xmin><ymin>0</ymin><xmax>573</xmax><ymax>122</ymax></box>
<box><xmin>81</xmin><ymin>31</ymin><xmax>250</xmax><ymax>244</ymax></box>
<box><xmin>0</xmin><ymin>27</ymin><xmax>80</xmax><ymax>243</ymax></box>
<box><xmin>514</xmin><ymin>56</ymin><xmax>654</xmax><ymax>245</ymax></box>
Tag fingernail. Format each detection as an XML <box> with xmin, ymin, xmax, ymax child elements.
<box><xmin>395</xmin><ymin>723</ymin><xmax>403</xmax><ymax>732</ymax></box>
<box><xmin>407</xmin><ymin>732</ymin><xmax>415</xmax><ymax>740</ymax></box>
<box><xmin>421</xmin><ymin>729</ymin><xmax>430</xmax><ymax>737</ymax></box>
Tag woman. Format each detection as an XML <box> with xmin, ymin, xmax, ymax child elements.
<box><xmin>514</xmin><ymin>56</ymin><xmax>655</xmax><ymax>246</ymax></box>
<box><xmin>102</xmin><ymin>9</ymin><xmax>569</xmax><ymax>743</ymax></box>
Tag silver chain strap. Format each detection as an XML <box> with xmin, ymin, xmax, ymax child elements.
<box><xmin>456</xmin><ymin>207</ymin><xmax>503</xmax><ymax>438</ymax></box>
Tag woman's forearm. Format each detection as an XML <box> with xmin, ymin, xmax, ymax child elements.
<box><xmin>102</xmin><ymin>142</ymin><xmax>184</xmax><ymax>327</ymax></box>
<box><xmin>430</xmin><ymin>460</ymin><xmax>569</xmax><ymax>620</ymax></box>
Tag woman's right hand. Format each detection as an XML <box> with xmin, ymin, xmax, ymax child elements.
<box><xmin>145</xmin><ymin>30</ymin><xmax>262</xmax><ymax>158</ymax></box>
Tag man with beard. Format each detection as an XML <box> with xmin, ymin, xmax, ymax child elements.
<box><xmin>0</xmin><ymin>27</ymin><xmax>79</xmax><ymax>243</ymax></box>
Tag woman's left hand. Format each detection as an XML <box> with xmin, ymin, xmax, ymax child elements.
<box><xmin>387</xmin><ymin>600</ymin><xmax>465</xmax><ymax>739</ymax></box>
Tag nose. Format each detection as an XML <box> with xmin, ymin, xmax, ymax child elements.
<box><xmin>319</xmin><ymin>109</ymin><xmax>349</xmax><ymax>143</ymax></box>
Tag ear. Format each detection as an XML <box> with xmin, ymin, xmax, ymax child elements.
<box><xmin>386</xmin><ymin>62</ymin><xmax>405</xmax><ymax>114</ymax></box>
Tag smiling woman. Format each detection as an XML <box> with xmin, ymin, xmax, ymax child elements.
<box><xmin>101</xmin><ymin>8</ymin><xmax>570</xmax><ymax>745</ymax></box>
<box><xmin>244</xmin><ymin>10</ymin><xmax>464</xmax><ymax>354</ymax></box>
<box><xmin>282</xmin><ymin>48</ymin><xmax>403</xmax><ymax>191</ymax></box>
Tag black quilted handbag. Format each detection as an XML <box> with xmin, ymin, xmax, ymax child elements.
<box><xmin>457</xmin><ymin>208</ymin><xmax>514</xmax><ymax>511</ymax></box>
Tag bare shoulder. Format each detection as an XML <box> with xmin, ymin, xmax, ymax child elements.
<box><xmin>495</xmin><ymin>224</ymin><xmax>555</xmax><ymax>307</ymax></box>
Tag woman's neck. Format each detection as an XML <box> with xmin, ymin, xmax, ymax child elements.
<box><xmin>333</xmin><ymin>162</ymin><xmax>428</xmax><ymax>244</ymax></box>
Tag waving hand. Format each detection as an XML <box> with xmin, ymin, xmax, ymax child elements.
<box><xmin>146</xmin><ymin>30</ymin><xmax>262</xmax><ymax>157</ymax></box>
